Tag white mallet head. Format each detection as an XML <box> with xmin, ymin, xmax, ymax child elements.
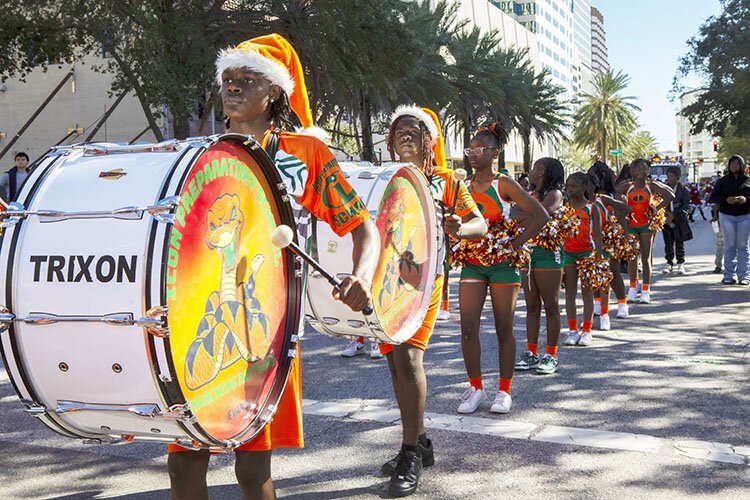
<box><xmin>454</xmin><ymin>168</ymin><xmax>467</xmax><ymax>181</ymax></box>
<box><xmin>270</xmin><ymin>225</ymin><xmax>294</xmax><ymax>248</ymax></box>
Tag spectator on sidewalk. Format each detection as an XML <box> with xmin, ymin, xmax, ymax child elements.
<box><xmin>662</xmin><ymin>166</ymin><xmax>692</xmax><ymax>274</ymax></box>
<box><xmin>0</xmin><ymin>152</ymin><xmax>32</xmax><ymax>202</ymax></box>
<box><xmin>709</xmin><ymin>155</ymin><xmax>750</xmax><ymax>285</ymax></box>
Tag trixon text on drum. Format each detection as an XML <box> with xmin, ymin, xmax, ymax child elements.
<box><xmin>29</xmin><ymin>255</ymin><xmax>137</xmax><ymax>283</ymax></box>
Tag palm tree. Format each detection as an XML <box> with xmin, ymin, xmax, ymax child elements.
<box><xmin>511</xmin><ymin>66</ymin><xmax>569</xmax><ymax>172</ymax></box>
<box><xmin>573</xmin><ymin>69</ymin><xmax>640</xmax><ymax>165</ymax></box>
<box><xmin>442</xmin><ymin>26</ymin><xmax>517</xmax><ymax>171</ymax></box>
<box><xmin>623</xmin><ymin>130</ymin><xmax>659</xmax><ymax>161</ymax></box>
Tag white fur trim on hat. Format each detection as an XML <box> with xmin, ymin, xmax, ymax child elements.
<box><xmin>390</xmin><ymin>105</ymin><xmax>439</xmax><ymax>140</ymax></box>
<box><xmin>215</xmin><ymin>49</ymin><xmax>294</xmax><ymax>95</ymax></box>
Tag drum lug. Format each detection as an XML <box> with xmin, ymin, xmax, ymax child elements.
<box><xmin>290</xmin><ymin>334</ymin><xmax>299</xmax><ymax>343</ymax></box>
<box><xmin>276</xmin><ymin>182</ymin><xmax>287</xmax><ymax>191</ymax></box>
<box><xmin>149</xmin><ymin>196</ymin><xmax>181</xmax><ymax>224</ymax></box>
<box><xmin>0</xmin><ymin>201</ymin><xmax>24</xmax><ymax>228</ymax></box>
<box><xmin>20</xmin><ymin>399</ymin><xmax>48</xmax><ymax>416</ymax></box>
<box><xmin>262</xmin><ymin>404</ymin><xmax>278</xmax><ymax>422</ymax></box>
<box><xmin>158</xmin><ymin>373</ymin><xmax>173</xmax><ymax>383</ymax></box>
<box><xmin>0</xmin><ymin>307</ymin><xmax>14</xmax><ymax>332</ymax></box>
<box><xmin>287</xmin><ymin>349</ymin><xmax>297</xmax><ymax>359</ymax></box>
<box><xmin>281</xmin><ymin>194</ymin><xmax>289</xmax><ymax>202</ymax></box>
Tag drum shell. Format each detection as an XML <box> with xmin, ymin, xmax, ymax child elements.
<box><xmin>305</xmin><ymin>163</ymin><xmax>439</xmax><ymax>344</ymax></box>
<box><xmin>0</xmin><ymin>136</ymin><xmax>302</xmax><ymax>449</ymax></box>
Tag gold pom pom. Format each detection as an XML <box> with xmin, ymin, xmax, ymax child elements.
<box><xmin>531</xmin><ymin>204</ymin><xmax>581</xmax><ymax>251</ymax></box>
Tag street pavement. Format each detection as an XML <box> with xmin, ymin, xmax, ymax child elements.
<box><xmin>1</xmin><ymin>219</ymin><xmax>748</xmax><ymax>499</ymax></box>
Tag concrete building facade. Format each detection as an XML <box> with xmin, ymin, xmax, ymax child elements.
<box><xmin>591</xmin><ymin>6</ymin><xmax>609</xmax><ymax>75</ymax></box>
<box><xmin>676</xmin><ymin>90</ymin><xmax>720</xmax><ymax>180</ymax></box>
<box><xmin>0</xmin><ymin>57</ymin><xmax>165</xmax><ymax>166</ymax></box>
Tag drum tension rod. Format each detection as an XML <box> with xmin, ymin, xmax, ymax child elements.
<box><xmin>55</xmin><ymin>401</ymin><xmax>196</xmax><ymax>422</ymax></box>
<box><xmin>0</xmin><ymin>196</ymin><xmax>180</xmax><ymax>227</ymax></box>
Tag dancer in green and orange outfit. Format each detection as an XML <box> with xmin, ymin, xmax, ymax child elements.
<box><xmin>587</xmin><ymin>162</ymin><xmax>632</xmax><ymax>329</ymax></box>
<box><xmin>562</xmin><ymin>172</ymin><xmax>603</xmax><ymax>347</ymax></box>
<box><xmin>616</xmin><ymin>159</ymin><xmax>673</xmax><ymax>304</ymax></box>
<box><xmin>456</xmin><ymin>125</ymin><xmax>549</xmax><ymax>413</ymax></box>
<box><xmin>380</xmin><ymin>106</ymin><xmax>486</xmax><ymax>497</ymax></box>
<box><xmin>515</xmin><ymin>158</ymin><xmax>567</xmax><ymax>375</ymax></box>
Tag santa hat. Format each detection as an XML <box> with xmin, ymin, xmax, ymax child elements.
<box><xmin>215</xmin><ymin>33</ymin><xmax>317</xmax><ymax>133</ymax></box>
<box><xmin>390</xmin><ymin>106</ymin><xmax>446</xmax><ymax>168</ymax></box>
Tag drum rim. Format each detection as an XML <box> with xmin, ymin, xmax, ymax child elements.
<box><xmin>157</xmin><ymin>133</ymin><xmax>303</xmax><ymax>447</ymax></box>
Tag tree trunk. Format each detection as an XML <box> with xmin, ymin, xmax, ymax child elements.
<box><xmin>106</xmin><ymin>46</ymin><xmax>164</xmax><ymax>142</ymax></box>
<box><xmin>522</xmin><ymin>129</ymin><xmax>532</xmax><ymax>173</ymax></box>
<box><xmin>462</xmin><ymin>117</ymin><xmax>472</xmax><ymax>176</ymax></box>
<box><xmin>172</xmin><ymin>110</ymin><xmax>191</xmax><ymax>140</ymax></box>
<box><xmin>498</xmin><ymin>149</ymin><xmax>507</xmax><ymax>174</ymax></box>
<box><xmin>359</xmin><ymin>90</ymin><xmax>374</xmax><ymax>162</ymax></box>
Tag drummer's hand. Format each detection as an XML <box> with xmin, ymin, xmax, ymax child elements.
<box><xmin>444</xmin><ymin>213</ymin><xmax>462</xmax><ymax>239</ymax></box>
<box><xmin>333</xmin><ymin>275</ymin><xmax>372</xmax><ymax>312</ymax></box>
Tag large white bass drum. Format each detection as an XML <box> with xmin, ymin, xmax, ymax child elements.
<box><xmin>305</xmin><ymin>163</ymin><xmax>439</xmax><ymax>344</ymax></box>
<box><xmin>0</xmin><ymin>135</ymin><xmax>304</xmax><ymax>450</ymax></box>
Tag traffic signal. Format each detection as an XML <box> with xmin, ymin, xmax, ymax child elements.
<box><xmin>713</xmin><ymin>140</ymin><xmax>718</xmax><ymax>152</ymax></box>
<box><xmin>678</xmin><ymin>141</ymin><xmax>683</xmax><ymax>153</ymax></box>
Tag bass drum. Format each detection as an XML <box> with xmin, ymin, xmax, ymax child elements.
<box><xmin>305</xmin><ymin>163</ymin><xmax>439</xmax><ymax>344</ymax></box>
<box><xmin>0</xmin><ymin>134</ymin><xmax>302</xmax><ymax>450</ymax></box>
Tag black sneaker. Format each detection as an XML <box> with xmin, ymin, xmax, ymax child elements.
<box><xmin>380</xmin><ymin>439</ymin><xmax>433</xmax><ymax>477</ymax></box>
<box><xmin>713</xmin><ymin>267</ymin><xmax>723</xmax><ymax>274</ymax></box>
<box><xmin>388</xmin><ymin>448</ymin><xmax>423</xmax><ymax>497</ymax></box>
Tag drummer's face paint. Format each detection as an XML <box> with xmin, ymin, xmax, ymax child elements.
<box><xmin>392</xmin><ymin>117</ymin><xmax>425</xmax><ymax>165</ymax></box>
<box><xmin>220</xmin><ymin>69</ymin><xmax>280</xmax><ymax>126</ymax></box>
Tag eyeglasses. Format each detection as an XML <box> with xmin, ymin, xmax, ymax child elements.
<box><xmin>463</xmin><ymin>147</ymin><xmax>497</xmax><ymax>156</ymax></box>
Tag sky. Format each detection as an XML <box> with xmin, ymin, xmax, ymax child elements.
<box><xmin>594</xmin><ymin>0</ymin><xmax>724</xmax><ymax>151</ymax></box>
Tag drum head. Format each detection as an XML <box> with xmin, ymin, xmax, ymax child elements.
<box><xmin>165</xmin><ymin>138</ymin><xmax>299</xmax><ymax>444</ymax></box>
<box><xmin>371</xmin><ymin>166</ymin><xmax>437</xmax><ymax>339</ymax></box>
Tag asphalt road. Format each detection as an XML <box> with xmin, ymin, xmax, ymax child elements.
<box><xmin>1</xmin><ymin>218</ymin><xmax>748</xmax><ymax>499</ymax></box>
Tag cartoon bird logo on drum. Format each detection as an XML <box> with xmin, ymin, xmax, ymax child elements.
<box><xmin>184</xmin><ymin>194</ymin><xmax>270</xmax><ymax>390</ymax></box>
<box><xmin>378</xmin><ymin>199</ymin><xmax>422</xmax><ymax>311</ymax></box>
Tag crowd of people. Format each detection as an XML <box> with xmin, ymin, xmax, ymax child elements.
<box><xmin>3</xmin><ymin>31</ymin><xmax>749</xmax><ymax>500</ymax></box>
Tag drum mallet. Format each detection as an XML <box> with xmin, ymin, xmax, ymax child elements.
<box><xmin>271</xmin><ymin>225</ymin><xmax>374</xmax><ymax>316</ymax></box>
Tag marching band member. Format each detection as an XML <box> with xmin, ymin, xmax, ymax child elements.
<box><xmin>616</xmin><ymin>159</ymin><xmax>673</xmax><ymax>304</ymax></box>
<box><xmin>379</xmin><ymin>106</ymin><xmax>486</xmax><ymax>497</ymax></box>
<box><xmin>515</xmin><ymin>158</ymin><xmax>567</xmax><ymax>374</ymax></box>
<box><xmin>562</xmin><ymin>172</ymin><xmax>603</xmax><ymax>347</ymax></box>
<box><xmin>587</xmin><ymin>162</ymin><xmax>632</xmax><ymax>327</ymax></box>
<box><xmin>456</xmin><ymin>126</ymin><xmax>548</xmax><ymax>412</ymax></box>
<box><xmin>167</xmin><ymin>34</ymin><xmax>379</xmax><ymax>500</ymax></box>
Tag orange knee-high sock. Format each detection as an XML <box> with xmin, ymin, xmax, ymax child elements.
<box><xmin>617</xmin><ymin>298</ymin><xmax>626</xmax><ymax>305</ymax></box>
<box><xmin>567</xmin><ymin>319</ymin><xmax>578</xmax><ymax>331</ymax></box>
<box><xmin>469</xmin><ymin>376</ymin><xmax>483</xmax><ymax>390</ymax></box>
<box><xmin>642</xmin><ymin>284</ymin><xmax>650</xmax><ymax>291</ymax></box>
<box><xmin>499</xmin><ymin>378</ymin><xmax>512</xmax><ymax>394</ymax></box>
<box><xmin>582</xmin><ymin>320</ymin><xmax>593</xmax><ymax>333</ymax></box>
<box><xmin>594</xmin><ymin>297</ymin><xmax>601</xmax><ymax>304</ymax></box>
<box><xmin>527</xmin><ymin>343</ymin><xmax>539</xmax><ymax>356</ymax></box>
<box><xmin>601</xmin><ymin>303</ymin><xmax>610</xmax><ymax>315</ymax></box>
<box><xmin>546</xmin><ymin>345</ymin><xmax>559</xmax><ymax>358</ymax></box>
